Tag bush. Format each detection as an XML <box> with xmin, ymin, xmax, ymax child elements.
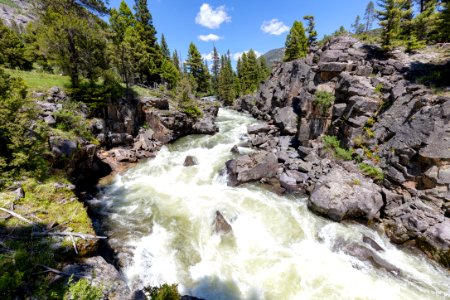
<box><xmin>64</xmin><ymin>277</ymin><xmax>103</xmax><ymax>300</ymax></box>
<box><xmin>374</xmin><ymin>83</ymin><xmax>383</xmax><ymax>95</ymax></box>
<box><xmin>322</xmin><ymin>135</ymin><xmax>353</xmax><ymax>161</ymax></box>
<box><xmin>53</xmin><ymin>101</ymin><xmax>96</xmax><ymax>142</ymax></box>
<box><xmin>314</xmin><ymin>90</ymin><xmax>335</xmax><ymax>115</ymax></box>
<box><xmin>359</xmin><ymin>163</ymin><xmax>384</xmax><ymax>182</ymax></box>
<box><xmin>144</xmin><ymin>284</ymin><xmax>180</xmax><ymax>300</ymax></box>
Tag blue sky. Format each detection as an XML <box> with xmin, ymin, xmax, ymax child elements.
<box><xmin>109</xmin><ymin>0</ymin><xmax>377</xmax><ymax>62</ymax></box>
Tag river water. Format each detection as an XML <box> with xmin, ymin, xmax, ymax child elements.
<box><xmin>91</xmin><ymin>109</ymin><xmax>449</xmax><ymax>300</ymax></box>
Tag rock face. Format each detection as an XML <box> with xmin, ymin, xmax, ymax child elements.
<box><xmin>234</xmin><ymin>35</ymin><xmax>450</xmax><ymax>267</ymax></box>
<box><xmin>226</xmin><ymin>151</ymin><xmax>278</xmax><ymax>186</ymax></box>
<box><xmin>309</xmin><ymin>167</ymin><xmax>383</xmax><ymax>222</ymax></box>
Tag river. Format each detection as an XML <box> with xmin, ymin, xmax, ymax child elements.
<box><xmin>90</xmin><ymin>109</ymin><xmax>450</xmax><ymax>300</ymax></box>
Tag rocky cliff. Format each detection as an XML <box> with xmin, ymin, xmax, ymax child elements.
<box><xmin>232</xmin><ymin>35</ymin><xmax>450</xmax><ymax>267</ymax></box>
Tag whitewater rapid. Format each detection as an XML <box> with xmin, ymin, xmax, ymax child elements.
<box><xmin>91</xmin><ymin>109</ymin><xmax>450</xmax><ymax>300</ymax></box>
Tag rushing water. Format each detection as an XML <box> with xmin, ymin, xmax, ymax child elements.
<box><xmin>91</xmin><ymin>109</ymin><xmax>450</xmax><ymax>300</ymax></box>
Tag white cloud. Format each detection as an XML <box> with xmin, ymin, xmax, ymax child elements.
<box><xmin>198</xmin><ymin>33</ymin><xmax>222</xmax><ymax>42</ymax></box>
<box><xmin>202</xmin><ymin>52</ymin><xmax>213</xmax><ymax>61</ymax></box>
<box><xmin>233</xmin><ymin>50</ymin><xmax>262</xmax><ymax>61</ymax></box>
<box><xmin>195</xmin><ymin>3</ymin><xmax>231</xmax><ymax>29</ymax></box>
<box><xmin>261</xmin><ymin>19</ymin><xmax>289</xmax><ymax>35</ymax></box>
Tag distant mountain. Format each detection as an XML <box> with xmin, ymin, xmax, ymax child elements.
<box><xmin>262</xmin><ymin>48</ymin><xmax>285</xmax><ymax>67</ymax></box>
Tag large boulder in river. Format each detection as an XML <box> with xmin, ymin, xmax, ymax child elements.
<box><xmin>184</xmin><ymin>155</ymin><xmax>198</xmax><ymax>167</ymax></box>
<box><xmin>213</xmin><ymin>211</ymin><xmax>232</xmax><ymax>235</ymax></box>
<box><xmin>308</xmin><ymin>166</ymin><xmax>383</xmax><ymax>222</ymax></box>
<box><xmin>226</xmin><ymin>151</ymin><xmax>278</xmax><ymax>186</ymax></box>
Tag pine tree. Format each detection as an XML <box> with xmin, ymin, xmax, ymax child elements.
<box><xmin>364</xmin><ymin>1</ymin><xmax>376</xmax><ymax>31</ymax></box>
<box><xmin>172</xmin><ymin>50</ymin><xmax>181</xmax><ymax>72</ymax></box>
<box><xmin>257</xmin><ymin>56</ymin><xmax>271</xmax><ymax>82</ymax></box>
<box><xmin>377</xmin><ymin>0</ymin><xmax>406</xmax><ymax>51</ymax></box>
<box><xmin>185</xmin><ymin>42</ymin><xmax>210</xmax><ymax>94</ymax></box>
<box><xmin>414</xmin><ymin>0</ymin><xmax>439</xmax><ymax>42</ymax></box>
<box><xmin>160</xmin><ymin>34</ymin><xmax>170</xmax><ymax>59</ymax></box>
<box><xmin>401</xmin><ymin>0</ymin><xmax>425</xmax><ymax>51</ymax></box>
<box><xmin>160</xmin><ymin>58</ymin><xmax>179</xmax><ymax>89</ymax></box>
<box><xmin>438</xmin><ymin>0</ymin><xmax>450</xmax><ymax>42</ymax></box>
<box><xmin>284</xmin><ymin>20</ymin><xmax>308</xmax><ymax>62</ymax></box>
<box><xmin>211</xmin><ymin>46</ymin><xmax>220</xmax><ymax>95</ymax></box>
<box><xmin>218</xmin><ymin>53</ymin><xmax>235</xmax><ymax>105</ymax></box>
<box><xmin>352</xmin><ymin>15</ymin><xmax>366</xmax><ymax>34</ymax></box>
<box><xmin>134</xmin><ymin>0</ymin><xmax>162</xmax><ymax>84</ymax></box>
<box><xmin>35</xmin><ymin>0</ymin><xmax>109</xmax><ymax>88</ymax></box>
<box><xmin>0</xmin><ymin>20</ymin><xmax>32</xmax><ymax>69</ymax></box>
<box><xmin>303</xmin><ymin>15</ymin><xmax>318</xmax><ymax>46</ymax></box>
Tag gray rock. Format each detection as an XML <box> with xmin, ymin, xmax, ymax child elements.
<box><xmin>273</xmin><ymin>107</ymin><xmax>297</xmax><ymax>135</ymax></box>
<box><xmin>247</xmin><ymin>123</ymin><xmax>271</xmax><ymax>134</ymax></box>
<box><xmin>230</xmin><ymin>145</ymin><xmax>240</xmax><ymax>154</ymax></box>
<box><xmin>142</xmin><ymin>96</ymin><xmax>169</xmax><ymax>110</ymax></box>
<box><xmin>62</xmin><ymin>256</ymin><xmax>131</xmax><ymax>300</ymax></box>
<box><xmin>193</xmin><ymin>116</ymin><xmax>218</xmax><ymax>134</ymax></box>
<box><xmin>183</xmin><ymin>155</ymin><xmax>198</xmax><ymax>167</ymax></box>
<box><xmin>308</xmin><ymin>167</ymin><xmax>383</xmax><ymax>222</ymax></box>
<box><xmin>363</xmin><ymin>235</ymin><xmax>385</xmax><ymax>252</ymax></box>
<box><xmin>226</xmin><ymin>151</ymin><xmax>278</xmax><ymax>186</ymax></box>
<box><xmin>213</xmin><ymin>211</ymin><xmax>232</xmax><ymax>235</ymax></box>
<box><xmin>50</xmin><ymin>137</ymin><xmax>78</xmax><ymax>157</ymax></box>
<box><xmin>343</xmin><ymin>243</ymin><xmax>401</xmax><ymax>275</ymax></box>
<box><xmin>44</xmin><ymin>115</ymin><xmax>56</xmax><ymax>125</ymax></box>
<box><xmin>13</xmin><ymin>187</ymin><xmax>25</xmax><ymax>201</ymax></box>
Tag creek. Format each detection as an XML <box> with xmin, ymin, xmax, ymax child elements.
<box><xmin>90</xmin><ymin>109</ymin><xmax>450</xmax><ymax>300</ymax></box>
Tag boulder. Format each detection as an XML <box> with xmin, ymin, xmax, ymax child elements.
<box><xmin>363</xmin><ymin>235</ymin><xmax>385</xmax><ymax>252</ymax></box>
<box><xmin>50</xmin><ymin>137</ymin><xmax>78</xmax><ymax>157</ymax></box>
<box><xmin>142</xmin><ymin>96</ymin><xmax>169</xmax><ymax>110</ymax></box>
<box><xmin>183</xmin><ymin>155</ymin><xmax>199</xmax><ymax>167</ymax></box>
<box><xmin>247</xmin><ymin>123</ymin><xmax>271</xmax><ymax>135</ymax></box>
<box><xmin>273</xmin><ymin>107</ymin><xmax>298</xmax><ymax>135</ymax></box>
<box><xmin>62</xmin><ymin>256</ymin><xmax>131</xmax><ymax>300</ymax></box>
<box><xmin>213</xmin><ymin>211</ymin><xmax>232</xmax><ymax>235</ymax></box>
<box><xmin>226</xmin><ymin>151</ymin><xmax>278</xmax><ymax>186</ymax></box>
<box><xmin>308</xmin><ymin>167</ymin><xmax>383</xmax><ymax>222</ymax></box>
<box><xmin>343</xmin><ymin>243</ymin><xmax>401</xmax><ymax>275</ymax></box>
<box><xmin>193</xmin><ymin>116</ymin><xmax>218</xmax><ymax>135</ymax></box>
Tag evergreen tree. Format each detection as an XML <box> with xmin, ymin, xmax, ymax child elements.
<box><xmin>185</xmin><ymin>42</ymin><xmax>210</xmax><ymax>94</ymax></box>
<box><xmin>303</xmin><ymin>15</ymin><xmax>318</xmax><ymax>46</ymax></box>
<box><xmin>438</xmin><ymin>0</ymin><xmax>450</xmax><ymax>42</ymax></box>
<box><xmin>401</xmin><ymin>0</ymin><xmax>425</xmax><ymax>51</ymax></box>
<box><xmin>284</xmin><ymin>20</ymin><xmax>308</xmax><ymax>62</ymax></box>
<box><xmin>172</xmin><ymin>50</ymin><xmax>181</xmax><ymax>72</ymax></box>
<box><xmin>414</xmin><ymin>0</ymin><xmax>439</xmax><ymax>42</ymax></box>
<box><xmin>377</xmin><ymin>0</ymin><xmax>406</xmax><ymax>50</ymax></box>
<box><xmin>35</xmin><ymin>0</ymin><xmax>109</xmax><ymax>88</ymax></box>
<box><xmin>160</xmin><ymin>58</ymin><xmax>179</xmax><ymax>89</ymax></box>
<box><xmin>257</xmin><ymin>56</ymin><xmax>271</xmax><ymax>82</ymax></box>
<box><xmin>218</xmin><ymin>53</ymin><xmax>235</xmax><ymax>105</ymax></box>
<box><xmin>160</xmin><ymin>34</ymin><xmax>170</xmax><ymax>59</ymax></box>
<box><xmin>364</xmin><ymin>1</ymin><xmax>376</xmax><ymax>31</ymax></box>
<box><xmin>211</xmin><ymin>46</ymin><xmax>220</xmax><ymax>95</ymax></box>
<box><xmin>0</xmin><ymin>20</ymin><xmax>32</xmax><ymax>70</ymax></box>
<box><xmin>0</xmin><ymin>69</ymin><xmax>49</xmax><ymax>180</ymax></box>
<box><xmin>134</xmin><ymin>0</ymin><xmax>162</xmax><ymax>84</ymax></box>
<box><xmin>352</xmin><ymin>15</ymin><xmax>366</xmax><ymax>34</ymax></box>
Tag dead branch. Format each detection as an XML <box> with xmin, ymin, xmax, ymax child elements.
<box><xmin>0</xmin><ymin>207</ymin><xmax>37</xmax><ymax>226</ymax></box>
<box><xmin>33</xmin><ymin>231</ymin><xmax>107</xmax><ymax>239</ymax></box>
<box><xmin>35</xmin><ymin>264</ymin><xmax>91</xmax><ymax>279</ymax></box>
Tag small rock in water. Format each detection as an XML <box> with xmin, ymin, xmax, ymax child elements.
<box><xmin>363</xmin><ymin>235</ymin><xmax>385</xmax><ymax>252</ymax></box>
<box><xmin>213</xmin><ymin>211</ymin><xmax>232</xmax><ymax>235</ymax></box>
<box><xmin>230</xmin><ymin>145</ymin><xmax>240</xmax><ymax>154</ymax></box>
<box><xmin>183</xmin><ymin>155</ymin><xmax>198</xmax><ymax>167</ymax></box>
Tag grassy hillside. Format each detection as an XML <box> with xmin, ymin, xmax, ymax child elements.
<box><xmin>6</xmin><ymin>69</ymin><xmax>70</xmax><ymax>92</ymax></box>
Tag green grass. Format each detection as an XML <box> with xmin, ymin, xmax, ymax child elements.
<box><xmin>358</xmin><ymin>163</ymin><xmax>384</xmax><ymax>182</ymax></box>
<box><xmin>5</xmin><ymin>69</ymin><xmax>70</xmax><ymax>92</ymax></box>
<box><xmin>314</xmin><ymin>90</ymin><xmax>335</xmax><ymax>115</ymax></box>
<box><xmin>322</xmin><ymin>135</ymin><xmax>353</xmax><ymax>161</ymax></box>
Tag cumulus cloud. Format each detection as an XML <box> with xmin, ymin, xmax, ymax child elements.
<box><xmin>232</xmin><ymin>50</ymin><xmax>262</xmax><ymax>61</ymax></box>
<box><xmin>198</xmin><ymin>33</ymin><xmax>222</xmax><ymax>42</ymax></box>
<box><xmin>261</xmin><ymin>19</ymin><xmax>289</xmax><ymax>35</ymax></box>
<box><xmin>195</xmin><ymin>3</ymin><xmax>231</xmax><ymax>29</ymax></box>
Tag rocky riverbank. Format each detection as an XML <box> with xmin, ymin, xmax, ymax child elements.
<box><xmin>229</xmin><ymin>35</ymin><xmax>450</xmax><ymax>268</ymax></box>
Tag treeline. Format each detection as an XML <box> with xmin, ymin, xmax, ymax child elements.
<box><xmin>0</xmin><ymin>0</ymin><xmax>271</xmax><ymax>105</ymax></box>
<box><xmin>352</xmin><ymin>0</ymin><xmax>450</xmax><ymax>51</ymax></box>
<box><xmin>283</xmin><ymin>15</ymin><xmax>318</xmax><ymax>61</ymax></box>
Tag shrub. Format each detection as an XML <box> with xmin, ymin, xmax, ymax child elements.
<box><xmin>314</xmin><ymin>90</ymin><xmax>335</xmax><ymax>115</ymax></box>
<box><xmin>144</xmin><ymin>284</ymin><xmax>180</xmax><ymax>300</ymax></box>
<box><xmin>374</xmin><ymin>83</ymin><xmax>383</xmax><ymax>95</ymax></box>
<box><xmin>64</xmin><ymin>277</ymin><xmax>103</xmax><ymax>300</ymax></box>
<box><xmin>322</xmin><ymin>135</ymin><xmax>353</xmax><ymax>161</ymax></box>
<box><xmin>53</xmin><ymin>101</ymin><xmax>96</xmax><ymax>142</ymax></box>
<box><xmin>359</xmin><ymin>163</ymin><xmax>384</xmax><ymax>181</ymax></box>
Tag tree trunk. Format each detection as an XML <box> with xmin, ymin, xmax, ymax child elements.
<box><xmin>67</xmin><ymin>29</ymin><xmax>80</xmax><ymax>88</ymax></box>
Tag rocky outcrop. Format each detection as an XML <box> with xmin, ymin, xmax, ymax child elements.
<box><xmin>234</xmin><ymin>35</ymin><xmax>450</xmax><ymax>267</ymax></box>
